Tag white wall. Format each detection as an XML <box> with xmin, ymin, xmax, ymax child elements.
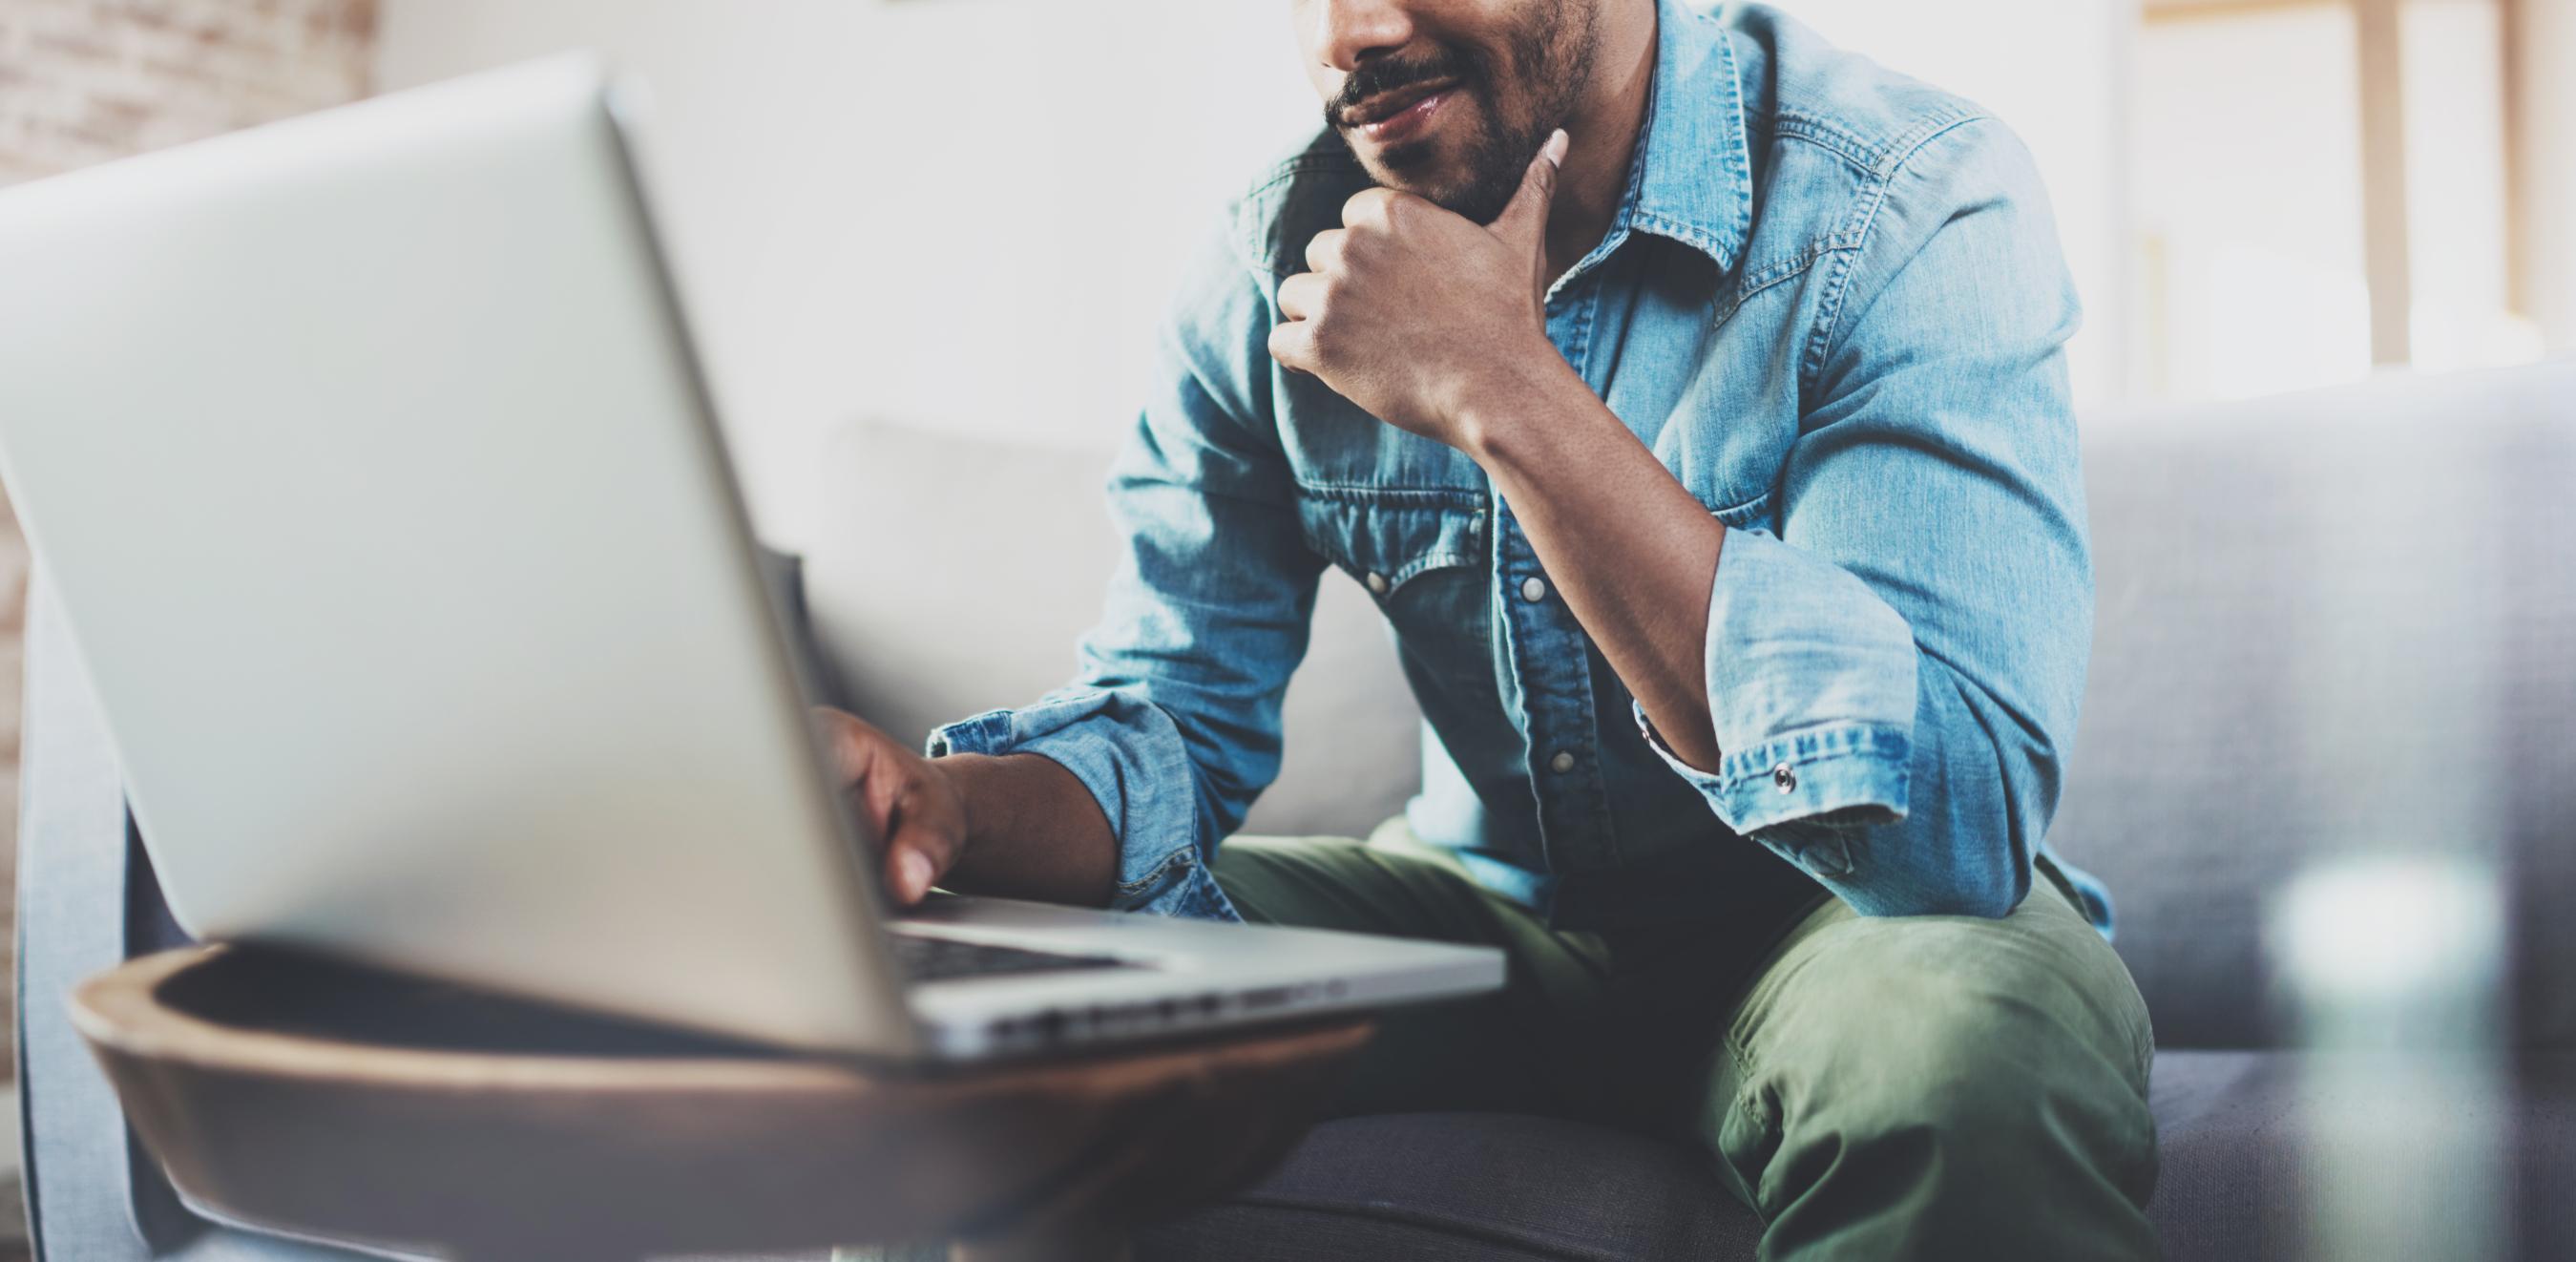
<box><xmin>2520</xmin><ymin>0</ymin><xmax>2576</xmax><ymax>349</ymax></box>
<box><xmin>378</xmin><ymin>0</ymin><xmax>2126</xmax><ymax>549</ymax></box>
<box><xmin>2132</xmin><ymin>5</ymin><xmax>2376</xmax><ymax>400</ymax></box>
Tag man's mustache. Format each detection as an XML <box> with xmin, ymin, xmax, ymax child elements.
<box><xmin>1326</xmin><ymin>50</ymin><xmax>1483</xmax><ymax>129</ymax></box>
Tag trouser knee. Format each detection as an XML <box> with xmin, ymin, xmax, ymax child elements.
<box><xmin>1721</xmin><ymin>927</ymin><xmax>2159</xmax><ymax>1260</ymax></box>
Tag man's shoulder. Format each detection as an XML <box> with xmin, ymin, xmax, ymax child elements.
<box><xmin>1725</xmin><ymin>3</ymin><xmax>1992</xmax><ymax>182</ymax></box>
<box><xmin>1216</xmin><ymin>129</ymin><xmax>1372</xmax><ymax>280</ymax></box>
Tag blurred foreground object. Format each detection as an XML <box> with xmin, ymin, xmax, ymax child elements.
<box><xmin>72</xmin><ymin>944</ymin><xmax>1370</xmax><ymax>1262</ymax></box>
<box><xmin>2274</xmin><ymin>856</ymin><xmax>2508</xmax><ymax>1262</ymax></box>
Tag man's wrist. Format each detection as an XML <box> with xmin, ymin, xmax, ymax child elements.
<box><xmin>931</xmin><ymin>751</ymin><xmax>1120</xmax><ymax>907</ymax></box>
<box><xmin>930</xmin><ymin>753</ymin><xmax>992</xmax><ymax>852</ymax></box>
<box><xmin>1455</xmin><ymin>351</ymin><xmax>1602</xmax><ymax>473</ymax></box>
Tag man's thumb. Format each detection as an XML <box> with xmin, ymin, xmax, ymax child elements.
<box><xmin>1492</xmin><ymin>128</ymin><xmax>1570</xmax><ymax>249</ymax></box>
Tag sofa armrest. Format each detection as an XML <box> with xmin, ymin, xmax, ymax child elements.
<box><xmin>18</xmin><ymin>565</ymin><xmax>175</xmax><ymax>1256</ymax></box>
<box><xmin>16</xmin><ymin>569</ymin><xmax>401</xmax><ymax>1260</ymax></box>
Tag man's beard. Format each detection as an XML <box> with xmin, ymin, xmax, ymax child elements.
<box><xmin>1325</xmin><ymin>0</ymin><xmax>1601</xmax><ymax>225</ymax></box>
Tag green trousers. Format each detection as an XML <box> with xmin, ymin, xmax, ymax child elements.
<box><xmin>1211</xmin><ymin>820</ymin><xmax>2162</xmax><ymax>1262</ymax></box>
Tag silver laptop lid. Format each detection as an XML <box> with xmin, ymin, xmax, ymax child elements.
<box><xmin>0</xmin><ymin>55</ymin><xmax>920</xmax><ymax>1055</ymax></box>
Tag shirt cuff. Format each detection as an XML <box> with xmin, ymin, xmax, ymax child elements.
<box><xmin>1641</xmin><ymin>527</ymin><xmax>1921</xmax><ymax>874</ymax></box>
<box><xmin>929</xmin><ymin>691</ymin><xmax>1241</xmax><ymax>921</ymax></box>
<box><xmin>1633</xmin><ymin>704</ymin><xmax>1906</xmax><ymax>876</ymax></box>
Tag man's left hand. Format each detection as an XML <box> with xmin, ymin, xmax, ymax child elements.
<box><xmin>1269</xmin><ymin>129</ymin><xmax>1573</xmax><ymax>451</ymax></box>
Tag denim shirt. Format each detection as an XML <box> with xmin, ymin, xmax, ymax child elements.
<box><xmin>932</xmin><ymin>0</ymin><xmax>2111</xmax><ymax>936</ymax></box>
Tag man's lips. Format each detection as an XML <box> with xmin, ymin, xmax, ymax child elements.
<box><xmin>1342</xmin><ymin>80</ymin><xmax>1459</xmax><ymax>142</ymax></box>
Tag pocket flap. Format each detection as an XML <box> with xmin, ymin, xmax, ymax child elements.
<box><xmin>1296</xmin><ymin>488</ymin><xmax>1487</xmax><ymax>597</ymax></box>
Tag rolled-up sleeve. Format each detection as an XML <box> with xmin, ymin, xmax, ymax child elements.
<box><xmin>1641</xmin><ymin>117</ymin><xmax>2093</xmax><ymax>919</ymax></box>
<box><xmin>929</xmin><ymin>224</ymin><xmax>1321</xmax><ymax>921</ymax></box>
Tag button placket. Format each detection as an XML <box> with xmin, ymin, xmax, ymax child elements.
<box><xmin>1493</xmin><ymin>496</ymin><xmax>1615</xmax><ymax>873</ymax></box>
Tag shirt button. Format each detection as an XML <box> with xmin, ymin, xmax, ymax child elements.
<box><xmin>1520</xmin><ymin>577</ymin><xmax>1548</xmax><ymax>603</ymax></box>
<box><xmin>1365</xmin><ymin>572</ymin><xmax>1390</xmax><ymax>596</ymax></box>
<box><xmin>1549</xmin><ymin>750</ymin><xmax>1576</xmax><ymax>775</ymax></box>
<box><xmin>1772</xmin><ymin>763</ymin><xmax>1798</xmax><ymax>794</ymax></box>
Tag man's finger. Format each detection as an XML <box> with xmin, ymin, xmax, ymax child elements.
<box><xmin>882</xmin><ymin>811</ymin><xmax>945</xmax><ymax>904</ymax></box>
<box><xmin>1303</xmin><ymin>228</ymin><xmax>1349</xmax><ymax>277</ymax></box>
<box><xmin>1267</xmin><ymin>320</ymin><xmax>1318</xmax><ymax>375</ymax></box>
<box><xmin>855</xmin><ymin>753</ymin><xmax>904</xmax><ymax>838</ymax></box>
<box><xmin>1489</xmin><ymin>128</ymin><xmax>1569</xmax><ymax>253</ymax></box>
<box><xmin>815</xmin><ymin>708</ymin><xmax>876</xmax><ymax>784</ymax></box>
<box><xmin>1341</xmin><ymin>186</ymin><xmax>1404</xmax><ymax>231</ymax></box>
<box><xmin>883</xmin><ymin>774</ymin><xmax>965</xmax><ymax>904</ymax></box>
<box><xmin>1276</xmin><ymin>271</ymin><xmax>1326</xmax><ymax>323</ymax></box>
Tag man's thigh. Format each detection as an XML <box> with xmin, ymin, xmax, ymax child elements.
<box><xmin>1211</xmin><ymin>825</ymin><xmax>1623</xmax><ymax>1119</ymax></box>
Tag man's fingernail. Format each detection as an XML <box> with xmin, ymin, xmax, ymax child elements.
<box><xmin>1544</xmin><ymin>129</ymin><xmax>1569</xmax><ymax>167</ymax></box>
<box><xmin>896</xmin><ymin>850</ymin><xmax>935</xmax><ymax>899</ymax></box>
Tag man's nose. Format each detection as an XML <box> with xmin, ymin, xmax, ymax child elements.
<box><xmin>1309</xmin><ymin>0</ymin><xmax>1416</xmax><ymax>75</ymax></box>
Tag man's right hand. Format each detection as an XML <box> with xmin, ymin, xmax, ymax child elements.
<box><xmin>813</xmin><ymin>705</ymin><xmax>1121</xmax><ymax>911</ymax></box>
<box><xmin>815</xmin><ymin>706</ymin><xmax>968</xmax><ymax>907</ymax></box>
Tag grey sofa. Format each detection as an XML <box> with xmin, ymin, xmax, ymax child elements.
<box><xmin>20</xmin><ymin>362</ymin><xmax>2576</xmax><ymax>1259</ymax></box>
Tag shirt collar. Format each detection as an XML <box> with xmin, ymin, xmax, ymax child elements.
<box><xmin>1621</xmin><ymin>0</ymin><xmax>1754</xmax><ymax>272</ymax></box>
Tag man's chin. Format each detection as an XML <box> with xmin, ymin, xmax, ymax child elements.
<box><xmin>1350</xmin><ymin>142</ymin><xmax>1477</xmax><ymax>213</ymax></box>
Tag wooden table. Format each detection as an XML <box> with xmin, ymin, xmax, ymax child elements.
<box><xmin>71</xmin><ymin>945</ymin><xmax>1373</xmax><ymax>1262</ymax></box>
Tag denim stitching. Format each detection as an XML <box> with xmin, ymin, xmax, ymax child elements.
<box><xmin>1807</xmin><ymin>116</ymin><xmax>2001</xmax><ymax>384</ymax></box>
<box><xmin>1710</xmin><ymin>491</ymin><xmax>1772</xmax><ymax>526</ymax></box>
<box><xmin>1116</xmin><ymin>848</ymin><xmax>1188</xmax><ymax>898</ymax></box>
<box><xmin>1772</xmin><ymin>104</ymin><xmax>1981</xmax><ymax>179</ymax></box>
<box><xmin>1294</xmin><ymin>483</ymin><xmax>1486</xmax><ymax>506</ymax></box>
<box><xmin>1802</xmin><ymin>175</ymin><xmax>1891</xmax><ymax>390</ymax></box>
<box><xmin>1717</xmin><ymin>725</ymin><xmax>1913</xmax><ymax>782</ymax></box>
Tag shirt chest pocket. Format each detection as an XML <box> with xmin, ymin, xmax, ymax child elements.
<box><xmin>1295</xmin><ymin>489</ymin><xmax>1496</xmax><ymax>685</ymax></box>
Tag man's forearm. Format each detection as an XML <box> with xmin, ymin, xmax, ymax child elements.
<box><xmin>1461</xmin><ymin>364</ymin><xmax>1729</xmax><ymax>772</ymax></box>
<box><xmin>935</xmin><ymin>752</ymin><xmax>1120</xmax><ymax>907</ymax></box>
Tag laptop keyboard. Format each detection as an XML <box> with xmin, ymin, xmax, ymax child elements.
<box><xmin>885</xmin><ymin>931</ymin><xmax>1137</xmax><ymax>983</ymax></box>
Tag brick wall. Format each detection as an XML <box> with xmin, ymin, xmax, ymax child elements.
<box><xmin>0</xmin><ymin>4</ymin><xmax>377</xmax><ymax>1253</ymax></box>
<box><xmin>0</xmin><ymin>0</ymin><xmax>376</xmax><ymax>184</ymax></box>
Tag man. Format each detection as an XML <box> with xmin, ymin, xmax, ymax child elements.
<box><xmin>822</xmin><ymin>0</ymin><xmax>2158</xmax><ymax>1255</ymax></box>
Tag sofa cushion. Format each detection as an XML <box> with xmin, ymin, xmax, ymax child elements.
<box><xmin>1139</xmin><ymin>1054</ymin><xmax>2576</xmax><ymax>1262</ymax></box>
<box><xmin>2052</xmin><ymin>363</ymin><xmax>2576</xmax><ymax>1050</ymax></box>
<box><xmin>1135</xmin><ymin>1113</ymin><xmax>1761</xmax><ymax>1261</ymax></box>
<box><xmin>801</xmin><ymin>418</ymin><xmax>1424</xmax><ymax>839</ymax></box>
<box><xmin>2147</xmin><ymin>1051</ymin><xmax>2576</xmax><ymax>1262</ymax></box>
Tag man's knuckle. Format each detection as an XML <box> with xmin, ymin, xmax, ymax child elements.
<box><xmin>1267</xmin><ymin>325</ymin><xmax>1307</xmax><ymax>365</ymax></box>
<box><xmin>1345</xmin><ymin>189</ymin><xmax>1393</xmax><ymax>227</ymax></box>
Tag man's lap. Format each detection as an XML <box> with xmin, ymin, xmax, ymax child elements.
<box><xmin>1210</xmin><ymin>819</ymin><xmax>1830</xmax><ymax>1127</ymax></box>
<box><xmin>1210</xmin><ymin>820</ymin><xmax>2158</xmax><ymax>1233</ymax></box>
<box><xmin>1211</xmin><ymin>822</ymin><xmax>1628</xmax><ymax>1118</ymax></box>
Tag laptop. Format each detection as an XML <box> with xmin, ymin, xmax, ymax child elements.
<box><xmin>0</xmin><ymin>54</ymin><xmax>1501</xmax><ymax>1062</ymax></box>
